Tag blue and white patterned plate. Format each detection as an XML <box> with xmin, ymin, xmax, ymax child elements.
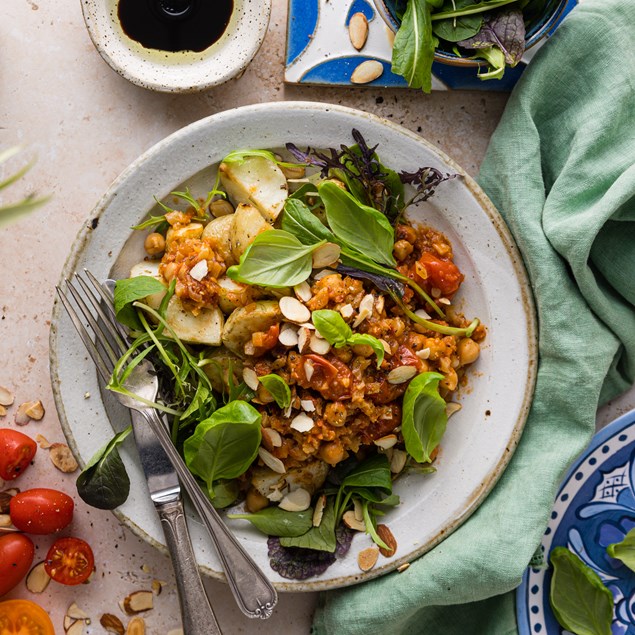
<box><xmin>285</xmin><ymin>0</ymin><xmax>578</xmax><ymax>90</ymax></box>
<box><xmin>517</xmin><ymin>408</ymin><xmax>635</xmax><ymax>635</ymax></box>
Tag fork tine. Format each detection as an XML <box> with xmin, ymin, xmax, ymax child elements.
<box><xmin>83</xmin><ymin>269</ymin><xmax>129</xmax><ymax>343</ymax></box>
<box><xmin>74</xmin><ymin>273</ymin><xmax>128</xmax><ymax>357</ymax></box>
<box><xmin>64</xmin><ymin>278</ymin><xmax>121</xmax><ymax>369</ymax></box>
<box><xmin>56</xmin><ymin>286</ymin><xmax>112</xmax><ymax>384</ymax></box>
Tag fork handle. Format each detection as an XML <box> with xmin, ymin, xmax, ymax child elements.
<box><xmin>157</xmin><ymin>499</ymin><xmax>223</xmax><ymax>635</ymax></box>
<box><xmin>142</xmin><ymin>408</ymin><xmax>278</xmax><ymax>619</ymax></box>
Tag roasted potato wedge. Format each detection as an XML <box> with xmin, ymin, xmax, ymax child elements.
<box><xmin>201</xmin><ymin>214</ymin><xmax>235</xmax><ymax>265</ymax></box>
<box><xmin>251</xmin><ymin>461</ymin><xmax>330</xmax><ymax>500</ymax></box>
<box><xmin>217</xmin><ymin>276</ymin><xmax>260</xmax><ymax>314</ymax></box>
<box><xmin>129</xmin><ymin>261</ymin><xmax>167</xmax><ymax>311</ymax></box>
<box><xmin>230</xmin><ymin>203</ymin><xmax>272</xmax><ymax>262</ymax></box>
<box><xmin>166</xmin><ymin>296</ymin><xmax>224</xmax><ymax>346</ymax></box>
<box><xmin>219</xmin><ymin>156</ymin><xmax>288</xmax><ymax>223</ymax></box>
<box><xmin>221</xmin><ymin>300</ymin><xmax>281</xmax><ymax>355</ymax></box>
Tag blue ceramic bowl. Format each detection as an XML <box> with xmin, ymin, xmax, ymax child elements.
<box><xmin>373</xmin><ymin>0</ymin><xmax>569</xmax><ymax>68</ymax></box>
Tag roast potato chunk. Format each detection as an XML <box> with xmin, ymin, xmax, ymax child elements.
<box><xmin>201</xmin><ymin>214</ymin><xmax>235</xmax><ymax>265</ymax></box>
<box><xmin>129</xmin><ymin>261</ymin><xmax>166</xmax><ymax>311</ymax></box>
<box><xmin>222</xmin><ymin>300</ymin><xmax>281</xmax><ymax>355</ymax></box>
<box><xmin>230</xmin><ymin>203</ymin><xmax>272</xmax><ymax>262</ymax></box>
<box><xmin>166</xmin><ymin>295</ymin><xmax>224</xmax><ymax>346</ymax></box>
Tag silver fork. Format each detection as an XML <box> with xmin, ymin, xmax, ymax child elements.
<box><xmin>56</xmin><ymin>271</ymin><xmax>278</xmax><ymax>620</ymax></box>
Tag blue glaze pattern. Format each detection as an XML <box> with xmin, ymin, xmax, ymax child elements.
<box><xmin>345</xmin><ymin>0</ymin><xmax>375</xmax><ymax>26</ymax></box>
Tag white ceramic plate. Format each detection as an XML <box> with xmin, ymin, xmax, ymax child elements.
<box><xmin>50</xmin><ymin>102</ymin><xmax>537</xmax><ymax>591</ymax></box>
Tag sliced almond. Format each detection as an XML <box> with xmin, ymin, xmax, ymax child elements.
<box><xmin>0</xmin><ymin>386</ymin><xmax>14</xmax><ymax>407</ymax></box>
<box><xmin>397</xmin><ymin>562</ymin><xmax>410</xmax><ymax>573</ymax></box>
<box><xmin>242</xmin><ymin>368</ymin><xmax>260</xmax><ymax>392</ymax></box>
<box><xmin>66</xmin><ymin>621</ymin><xmax>85</xmax><ymax>635</ymax></box>
<box><xmin>24</xmin><ymin>400</ymin><xmax>45</xmax><ymax>421</ymax></box>
<box><xmin>377</xmin><ymin>524</ymin><xmax>398</xmax><ymax>557</ymax></box>
<box><xmin>390</xmin><ymin>449</ymin><xmax>408</xmax><ymax>474</ymax></box>
<box><xmin>126</xmin><ymin>617</ymin><xmax>146</xmax><ymax>635</ymax></box>
<box><xmin>35</xmin><ymin>433</ymin><xmax>52</xmax><ymax>449</ymax></box>
<box><xmin>342</xmin><ymin>510</ymin><xmax>366</xmax><ymax>532</ymax></box>
<box><xmin>438</xmin><ymin>297</ymin><xmax>451</xmax><ymax>305</ymax></box>
<box><xmin>279</xmin><ymin>296</ymin><xmax>311</xmax><ymax>323</ymax></box>
<box><xmin>353</xmin><ymin>294</ymin><xmax>374</xmax><ymax>327</ymax></box>
<box><xmin>375</xmin><ymin>295</ymin><xmax>385</xmax><ymax>315</ymax></box>
<box><xmin>416</xmin><ymin>347</ymin><xmax>431</xmax><ymax>360</ymax></box>
<box><xmin>100</xmin><ymin>614</ymin><xmax>125</xmax><ymax>635</ymax></box>
<box><xmin>258</xmin><ymin>447</ymin><xmax>286</xmax><ymax>474</ymax></box>
<box><xmin>49</xmin><ymin>443</ymin><xmax>79</xmax><ymax>473</ymax></box>
<box><xmin>313</xmin><ymin>268</ymin><xmax>337</xmax><ymax>281</ymax></box>
<box><xmin>304</xmin><ymin>359</ymin><xmax>314</xmax><ymax>382</ymax></box>
<box><xmin>309</xmin><ymin>334</ymin><xmax>330</xmax><ymax>355</ymax></box>
<box><xmin>297</xmin><ymin>327</ymin><xmax>311</xmax><ymax>354</ymax></box>
<box><xmin>378</xmin><ymin>339</ymin><xmax>392</xmax><ymax>355</ymax></box>
<box><xmin>0</xmin><ymin>405</ymin><xmax>6</xmax><ymax>417</ymax></box>
<box><xmin>151</xmin><ymin>579</ymin><xmax>163</xmax><ymax>596</ymax></box>
<box><xmin>293</xmin><ymin>281</ymin><xmax>312</xmax><ymax>303</ymax></box>
<box><xmin>339</xmin><ymin>304</ymin><xmax>354</xmax><ymax>319</ymax></box>
<box><xmin>351</xmin><ymin>60</ymin><xmax>384</xmax><ymax>84</ymax></box>
<box><xmin>278</xmin><ymin>487</ymin><xmax>311</xmax><ymax>512</ymax></box>
<box><xmin>261</xmin><ymin>427</ymin><xmax>283</xmax><ymax>451</ymax></box>
<box><xmin>300</xmin><ymin>399</ymin><xmax>315</xmax><ymax>413</ymax></box>
<box><xmin>387</xmin><ymin>366</ymin><xmax>418</xmax><ymax>384</ymax></box>
<box><xmin>66</xmin><ymin>602</ymin><xmax>90</xmax><ymax>621</ymax></box>
<box><xmin>290</xmin><ymin>413</ymin><xmax>314</xmax><ymax>433</ymax></box>
<box><xmin>14</xmin><ymin>402</ymin><xmax>31</xmax><ymax>425</ymax></box>
<box><xmin>123</xmin><ymin>590</ymin><xmax>154</xmax><ymax>615</ymax></box>
<box><xmin>373</xmin><ymin>434</ymin><xmax>397</xmax><ymax>450</ymax></box>
<box><xmin>358</xmin><ymin>546</ymin><xmax>379</xmax><ymax>571</ymax></box>
<box><xmin>64</xmin><ymin>616</ymin><xmax>77</xmax><ymax>632</ymax></box>
<box><xmin>446</xmin><ymin>402</ymin><xmax>462</xmax><ymax>418</ymax></box>
<box><xmin>349</xmin><ymin>12</ymin><xmax>369</xmax><ymax>50</ymax></box>
<box><xmin>312</xmin><ymin>494</ymin><xmax>326</xmax><ymax>527</ymax></box>
<box><xmin>312</xmin><ymin>242</ymin><xmax>341</xmax><ymax>269</ymax></box>
<box><xmin>188</xmin><ymin>259</ymin><xmax>208</xmax><ymax>282</ymax></box>
<box><xmin>278</xmin><ymin>324</ymin><xmax>299</xmax><ymax>347</ymax></box>
<box><xmin>26</xmin><ymin>562</ymin><xmax>51</xmax><ymax>593</ymax></box>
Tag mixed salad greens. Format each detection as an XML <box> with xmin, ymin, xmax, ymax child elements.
<box><xmin>391</xmin><ymin>0</ymin><xmax>558</xmax><ymax>92</ymax></box>
<box><xmin>76</xmin><ymin>129</ymin><xmax>483</xmax><ymax>579</ymax></box>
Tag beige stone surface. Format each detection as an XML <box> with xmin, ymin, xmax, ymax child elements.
<box><xmin>1</xmin><ymin>1</ymin><xmax>632</xmax><ymax>634</ymax></box>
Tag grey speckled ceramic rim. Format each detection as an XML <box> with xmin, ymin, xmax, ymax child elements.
<box><xmin>50</xmin><ymin>101</ymin><xmax>538</xmax><ymax>591</ymax></box>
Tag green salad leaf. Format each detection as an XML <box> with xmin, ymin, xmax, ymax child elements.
<box><xmin>549</xmin><ymin>547</ymin><xmax>613</xmax><ymax>635</ymax></box>
<box><xmin>607</xmin><ymin>527</ymin><xmax>635</xmax><ymax>572</ymax></box>
<box><xmin>432</xmin><ymin>0</ymin><xmax>483</xmax><ymax>42</ymax></box>
<box><xmin>281</xmin><ymin>198</ymin><xmax>333</xmax><ymax>245</ymax></box>
<box><xmin>280</xmin><ymin>500</ymin><xmax>337</xmax><ymax>552</ymax></box>
<box><xmin>113</xmin><ymin>276</ymin><xmax>166</xmax><ymax>329</ymax></box>
<box><xmin>228</xmin><ymin>507</ymin><xmax>313</xmax><ymax>537</ymax></box>
<box><xmin>258</xmin><ymin>374</ymin><xmax>292</xmax><ymax>409</ymax></box>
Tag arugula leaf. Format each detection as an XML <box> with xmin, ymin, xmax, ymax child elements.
<box><xmin>432</xmin><ymin>0</ymin><xmax>483</xmax><ymax>42</ymax></box>
<box><xmin>226</xmin><ymin>230</ymin><xmax>326</xmax><ymax>288</ymax></box>
<box><xmin>319</xmin><ymin>181</ymin><xmax>396</xmax><ymax>267</ymax></box>
<box><xmin>229</xmin><ymin>506</ymin><xmax>313</xmax><ymax>537</ymax></box>
<box><xmin>392</xmin><ymin>0</ymin><xmax>437</xmax><ymax>93</ymax></box>
<box><xmin>258</xmin><ymin>374</ymin><xmax>292</xmax><ymax>409</ymax></box>
<box><xmin>401</xmin><ymin>372</ymin><xmax>447</xmax><ymax>463</ymax></box>
<box><xmin>76</xmin><ymin>427</ymin><xmax>132</xmax><ymax>510</ymax></box>
<box><xmin>607</xmin><ymin>527</ymin><xmax>635</xmax><ymax>571</ymax></box>
<box><xmin>183</xmin><ymin>401</ymin><xmax>262</xmax><ymax>498</ymax></box>
<box><xmin>549</xmin><ymin>547</ymin><xmax>613</xmax><ymax>635</ymax></box>
<box><xmin>113</xmin><ymin>276</ymin><xmax>166</xmax><ymax>329</ymax></box>
<box><xmin>312</xmin><ymin>309</ymin><xmax>385</xmax><ymax>368</ymax></box>
<box><xmin>280</xmin><ymin>500</ymin><xmax>338</xmax><ymax>552</ymax></box>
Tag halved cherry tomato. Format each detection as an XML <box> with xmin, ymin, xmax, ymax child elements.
<box><xmin>299</xmin><ymin>354</ymin><xmax>352</xmax><ymax>401</ymax></box>
<box><xmin>44</xmin><ymin>537</ymin><xmax>94</xmax><ymax>586</ymax></box>
<box><xmin>0</xmin><ymin>429</ymin><xmax>37</xmax><ymax>481</ymax></box>
<box><xmin>414</xmin><ymin>251</ymin><xmax>464</xmax><ymax>296</ymax></box>
<box><xmin>0</xmin><ymin>599</ymin><xmax>55</xmax><ymax>635</ymax></box>
<box><xmin>0</xmin><ymin>534</ymin><xmax>35</xmax><ymax>597</ymax></box>
<box><xmin>9</xmin><ymin>488</ymin><xmax>74</xmax><ymax>535</ymax></box>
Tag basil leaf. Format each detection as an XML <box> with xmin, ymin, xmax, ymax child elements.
<box><xmin>392</xmin><ymin>0</ymin><xmax>437</xmax><ymax>93</ymax></box>
<box><xmin>258</xmin><ymin>374</ymin><xmax>292</xmax><ymax>409</ymax></box>
<box><xmin>549</xmin><ymin>547</ymin><xmax>613</xmax><ymax>635</ymax></box>
<box><xmin>401</xmin><ymin>372</ymin><xmax>447</xmax><ymax>463</ymax></box>
<box><xmin>433</xmin><ymin>0</ymin><xmax>483</xmax><ymax>42</ymax></box>
<box><xmin>226</xmin><ymin>230</ymin><xmax>325</xmax><ymax>288</ymax></box>
<box><xmin>281</xmin><ymin>198</ymin><xmax>333</xmax><ymax>245</ymax></box>
<box><xmin>229</xmin><ymin>506</ymin><xmax>313</xmax><ymax>537</ymax></box>
<box><xmin>280</xmin><ymin>500</ymin><xmax>337</xmax><ymax>552</ymax></box>
<box><xmin>183</xmin><ymin>401</ymin><xmax>262</xmax><ymax>495</ymax></box>
<box><xmin>207</xmin><ymin>479</ymin><xmax>240</xmax><ymax>509</ymax></box>
<box><xmin>114</xmin><ymin>276</ymin><xmax>166</xmax><ymax>329</ymax></box>
<box><xmin>607</xmin><ymin>527</ymin><xmax>635</xmax><ymax>571</ymax></box>
<box><xmin>347</xmin><ymin>334</ymin><xmax>385</xmax><ymax>368</ymax></box>
<box><xmin>76</xmin><ymin>427</ymin><xmax>132</xmax><ymax>510</ymax></box>
<box><xmin>319</xmin><ymin>181</ymin><xmax>396</xmax><ymax>267</ymax></box>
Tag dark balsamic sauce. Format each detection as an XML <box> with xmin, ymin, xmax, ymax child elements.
<box><xmin>118</xmin><ymin>0</ymin><xmax>234</xmax><ymax>53</ymax></box>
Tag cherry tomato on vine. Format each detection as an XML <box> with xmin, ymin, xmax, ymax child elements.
<box><xmin>0</xmin><ymin>428</ymin><xmax>37</xmax><ymax>481</ymax></box>
<box><xmin>9</xmin><ymin>488</ymin><xmax>74</xmax><ymax>535</ymax></box>
<box><xmin>0</xmin><ymin>599</ymin><xmax>55</xmax><ymax>635</ymax></box>
<box><xmin>44</xmin><ymin>537</ymin><xmax>94</xmax><ymax>586</ymax></box>
<box><xmin>0</xmin><ymin>534</ymin><xmax>35</xmax><ymax>597</ymax></box>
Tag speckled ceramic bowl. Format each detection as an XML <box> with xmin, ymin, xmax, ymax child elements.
<box><xmin>81</xmin><ymin>0</ymin><xmax>271</xmax><ymax>92</ymax></box>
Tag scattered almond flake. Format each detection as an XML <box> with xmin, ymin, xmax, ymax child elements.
<box><xmin>431</xmin><ymin>287</ymin><xmax>442</xmax><ymax>298</ymax></box>
<box><xmin>49</xmin><ymin>443</ymin><xmax>79</xmax><ymax>473</ymax></box>
<box><xmin>290</xmin><ymin>413</ymin><xmax>314</xmax><ymax>433</ymax></box>
<box><xmin>100</xmin><ymin>614</ymin><xmax>125</xmax><ymax>635</ymax></box>
<box><xmin>278</xmin><ymin>328</ymin><xmax>299</xmax><ymax>347</ymax></box>
<box><xmin>0</xmin><ymin>405</ymin><xmax>6</xmax><ymax>417</ymax></box>
<box><xmin>242</xmin><ymin>368</ymin><xmax>260</xmax><ymax>391</ymax></box>
<box><xmin>353</xmin><ymin>498</ymin><xmax>364</xmax><ymax>522</ymax></box>
<box><xmin>0</xmin><ymin>513</ymin><xmax>14</xmax><ymax>528</ymax></box>
<box><xmin>352</xmin><ymin>308</ymin><xmax>371</xmax><ymax>328</ymax></box>
<box><xmin>339</xmin><ymin>304</ymin><xmax>354</xmax><ymax>319</ymax></box>
<box><xmin>279</xmin><ymin>488</ymin><xmax>311</xmax><ymax>512</ymax></box>
<box><xmin>375</xmin><ymin>295</ymin><xmax>385</xmax><ymax>315</ymax></box>
<box><xmin>244</xmin><ymin>341</ymin><xmax>256</xmax><ymax>356</ymax></box>
<box><xmin>66</xmin><ymin>620</ymin><xmax>85</xmax><ymax>635</ymax></box>
<box><xmin>279</xmin><ymin>296</ymin><xmax>311</xmax><ymax>323</ymax></box>
<box><xmin>64</xmin><ymin>615</ymin><xmax>77</xmax><ymax>632</ymax></box>
<box><xmin>387</xmin><ymin>366</ymin><xmax>418</xmax><ymax>384</ymax></box>
<box><xmin>373</xmin><ymin>434</ymin><xmax>397</xmax><ymax>450</ymax></box>
<box><xmin>379</xmin><ymin>339</ymin><xmax>392</xmax><ymax>355</ymax></box>
<box><xmin>309</xmin><ymin>334</ymin><xmax>330</xmax><ymax>355</ymax></box>
<box><xmin>312</xmin><ymin>242</ymin><xmax>341</xmax><ymax>269</ymax></box>
<box><xmin>397</xmin><ymin>562</ymin><xmax>410</xmax><ymax>573</ymax></box>
<box><xmin>24</xmin><ymin>400</ymin><xmax>45</xmax><ymax>420</ymax></box>
<box><xmin>414</xmin><ymin>309</ymin><xmax>431</xmax><ymax>320</ymax></box>
<box><xmin>416</xmin><ymin>347</ymin><xmax>431</xmax><ymax>360</ymax></box>
<box><xmin>297</xmin><ymin>326</ymin><xmax>311</xmax><ymax>353</ymax></box>
<box><xmin>266</xmin><ymin>487</ymin><xmax>285</xmax><ymax>502</ymax></box>
<box><xmin>126</xmin><ymin>617</ymin><xmax>146</xmax><ymax>635</ymax></box>
<box><xmin>83</xmin><ymin>392</ymin><xmax>91</xmax><ymax>399</ymax></box>
<box><xmin>312</xmin><ymin>494</ymin><xmax>326</xmax><ymax>527</ymax></box>
<box><xmin>342</xmin><ymin>510</ymin><xmax>365</xmax><ymax>532</ymax></box>
<box><xmin>300</xmin><ymin>399</ymin><xmax>315</xmax><ymax>413</ymax></box>
<box><xmin>390</xmin><ymin>449</ymin><xmax>408</xmax><ymax>474</ymax></box>
<box><xmin>151</xmin><ymin>579</ymin><xmax>163</xmax><ymax>596</ymax></box>
<box><xmin>438</xmin><ymin>297</ymin><xmax>451</xmax><ymax>305</ymax></box>
<box><xmin>67</xmin><ymin>603</ymin><xmax>89</xmax><ymax>621</ymax></box>
<box><xmin>446</xmin><ymin>402</ymin><xmax>462</xmax><ymax>418</ymax></box>
<box><xmin>35</xmin><ymin>433</ymin><xmax>51</xmax><ymax>449</ymax></box>
<box><xmin>358</xmin><ymin>546</ymin><xmax>379</xmax><ymax>572</ymax></box>
<box><xmin>298</xmin><ymin>321</ymin><xmax>316</xmax><ymax>330</ymax></box>
<box><xmin>283</xmin><ymin>403</ymin><xmax>293</xmax><ymax>418</ymax></box>
<box><xmin>261</xmin><ymin>427</ymin><xmax>283</xmax><ymax>451</ymax></box>
<box><xmin>313</xmin><ymin>268</ymin><xmax>337</xmax><ymax>281</ymax></box>
<box><xmin>258</xmin><ymin>447</ymin><xmax>286</xmax><ymax>474</ymax></box>
<box><xmin>304</xmin><ymin>359</ymin><xmax>315</xmax><ymax>382</ymax></box>
<box><xmin>377</xmin><ymin>524</ymin><xmax>398</xmax><ymax>557</ymax></box>
<box><xmin>0</xmin><ymin>386</ymin><xmax>14</xmax><ymax>407</ymax></box>
<box><xmin>14</xmin><ymin>403</ymin><xmax>31</xmax><ymax>426</ymax></box>
<box><xmin>380</xmin><ymin>411</ymin><xmax>394</xmax><ymax>420</ymax></box>
<box><xmin>189</xmin><ymin>259</ymin><xmax>208</xmax><ymax>282</ymax></box>
<box><xmin>26</xmin><ymin>562</ymin><xmax>51</xmax><ymax>593</ymax></box>
<box><xmin>123</xmin><ymin>590</ymin><xmax>154</xmax><ymax>615</ymax></box>
<box><xmin>359</xmin><ymin>294</ymin><xmax>374</xmax><ymax>314</ymax></box>
<box><xmin>293</xmin><ymin>281</ymin><xmax>312</xmax><ymax>303</ymax></box>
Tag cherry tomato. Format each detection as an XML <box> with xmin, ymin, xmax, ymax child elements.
<box><xmin>0</xmin><ymin>599</ymin><xmax>55</xmax><ymax>635</ymax></box>
<box><xmin>300</xmin><ymin>354</ymin><xmax>352</xmax><ymax>400</ymax></box>
<box><xmin>44</xmin><ymin>537</ymin><xmax>94</xmax><ymax>586</ymax></box>
<box><xmin>9</xmin><ymin>488</ymin><xmax>74</xmax><ymax>535</ymax></box>
<box><xmin>0</xmin><ymin>534</ymin><xmax>35</xmax><ymax>597</ymax></box>
<box><xmin>0</xmin><ymin>429</ymin><xmax>37</xmax><ymax>481</ymax></box>
<box><xmin>415</xmin><ymin>251</ymin><xmax>464</xmax><ymax>296</ymax></box>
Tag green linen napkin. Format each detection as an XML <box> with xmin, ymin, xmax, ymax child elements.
<box><xmin>313</xmin><ymin>1</ymin><xmax>635</xmax><ymax>632</ymax></box>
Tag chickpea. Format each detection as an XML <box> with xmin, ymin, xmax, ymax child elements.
<box><xmin>209</xmin><ymin>198</ymin><xmax>235</xmax><ymax>218</ymax></box>
<box><xmin>144</xmin><ymin>232</ymin><xmax>166</xmax><ymax>256</ymax></box>
<box><xmin>280</xmin><ymin>165</ymin><xmax>306</xmax><ymax>180</ymax></box>
<box><xmin>396</xmin><ymin>224</ymin><xmax>417</xmax><ymax>244</ymax></box>
<box><xmin>457</xmin><ymin>338</ymin><xmax>480</xmax><ymax>366</ymax></box>
<box><xmin>391</xmin><ymin>317</ymin><xmax>406</xmax><ymax>338</ymax></box>
<box><xmin>324</xmin><ymin>402</ymin><xmax>347</xmax><ymax>427</ymax></box>
<box><xmin>440</xmin><ymin>368</ymin><xmax>458</xmax><ymax>392</ymax></box>
<box><xmin>393</xmin><ymin>239</ymin><xmax>414</xmax><ymax>262</ymax></box>
<box><xmin>319</xmin><ymin>441</ymin><xmax>346</xmax><ymax>466</ymax></box>
<box><xmin>351</xmin><ymin>343</ymin><xmax>373</xmax><ymax>358</ymax></box>
<box><xmin>162</xmin><ymin>262</ymin><xmax>178</xmax><ymax>281</ymax></box>
<box><xmin>245</xmin><ymin>487</ymin><xmax>269</xmax><ymax>513</ymax></box>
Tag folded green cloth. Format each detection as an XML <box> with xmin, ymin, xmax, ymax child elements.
<box><xmin>313</xmin><ymin>1</ymin><xmax>635</xmax><ymax>632</ymax></box>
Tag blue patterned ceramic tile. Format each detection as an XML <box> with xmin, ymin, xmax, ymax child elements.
<box><xmin>517</xmin><ymin>408</ymin><xmax>635</xmax><ymax>635</ymax></box>
<box><xmin>285</xmin><ymin>0</ymin><xmax>578</xmax><ymax>90</ymax></box>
